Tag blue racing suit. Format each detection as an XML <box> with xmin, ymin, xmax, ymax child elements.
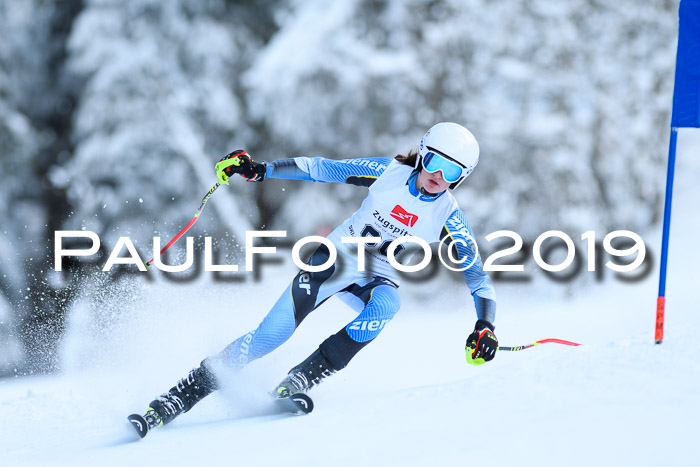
<box><xmin>215</xmin><ymin>156</ymin><xmax>496</xmax><ymax>372</ymax></box>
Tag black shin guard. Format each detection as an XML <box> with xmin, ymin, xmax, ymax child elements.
<box><xmin>319</xmin><ymin>328</ymin><xmax>372</xmax><ymax>370</ymax></box>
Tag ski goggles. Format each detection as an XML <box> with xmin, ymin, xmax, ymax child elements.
<box><xmin>422</xmin><ymin>150</ymin><xmax>467</xmax><ymax>183</ymax></box>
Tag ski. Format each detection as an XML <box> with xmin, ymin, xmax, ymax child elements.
<box><xmin>277</xmin><ymin>393</ymin><xmax>314</xmax><ymax>415</ymax></box>
<box><xmin>127</xmin><ymin>393</ymin><xmax>313</xmax><ymax>440</ymax></box>
<box><xmin>127</xmin><ymin>413</ymin><xmax>150</xmax><ymax>439</ymax></box>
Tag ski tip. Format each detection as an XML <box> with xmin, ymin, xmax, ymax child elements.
<box><xmin>289</xmin><ymin>393</ymin><xmax>314</xmax><ymax>414</ymax></box>
<box><xmin>127</xmin><ymin>414</ymin><xmax>149</xmax><ymax>439</ymax></box>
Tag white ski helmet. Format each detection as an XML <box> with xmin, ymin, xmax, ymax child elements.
<box><xmin>417</xmin><ymin>122</ymin><xmax>480</xmax><ymax>189</ymax></box>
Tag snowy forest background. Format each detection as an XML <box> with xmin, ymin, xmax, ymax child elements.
<box><xmin>0</xmin><ymin>0</ymin><xmax>683</xmax><ymax>376</ymax></box>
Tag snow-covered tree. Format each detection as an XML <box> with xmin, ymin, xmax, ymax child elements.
<box><xmin>62</xmin><ymin>0</ymin><xmax>259</xmax><ymax>246</ymax></box>
<box><xmin>246</xmin><ymin>0</ymin><xmax>678</xmax><ymax>239</ymax></box>
<box><xmin>0</xmin><ymin>1</ymin><xmax>42</xmax><ymax>374</ymax></box>
<box><xmin>0</xmin><ymin>0</ymin><xmax>85</xmax><ymax>374</ymax></box>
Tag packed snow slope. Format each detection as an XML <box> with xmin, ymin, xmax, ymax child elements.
<box><xmin>1</xmin><ymin>132</ymin><xmax>699</xmax><ymax>467</ymax></box>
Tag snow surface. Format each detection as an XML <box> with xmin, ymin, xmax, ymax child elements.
<box><xmin>1</xmin><ymin>131</ymin><xmax>699</xmax><ymax>467</ymax></box>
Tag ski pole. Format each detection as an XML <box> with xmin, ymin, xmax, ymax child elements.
<box><xmin>498</xmin><ymin>338</ymin><xmax>581</xmax><ymax>352</ymax></box>
<box><xmin>145</xmin><ymin>181</ymin><xmax>221</xmax><ymax>269</ymax></box>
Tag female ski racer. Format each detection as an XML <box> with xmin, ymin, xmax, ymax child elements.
<box><xmin>132</xmin><ymin>122</ymin><xmax>499</xmax><ymax>431</ymax></box>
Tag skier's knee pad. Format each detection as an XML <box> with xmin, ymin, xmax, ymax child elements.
<box><xmin>318</xmin><ymin>286</ymin><xmax>400</xmax><ymax>370</ymax></box>
<box><xmin>345</xmin><ymin>284</ymin><xmax>401</xmax><ymax>343</ymax></box>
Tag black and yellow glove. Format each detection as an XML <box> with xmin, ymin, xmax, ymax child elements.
<box><xmin>466</xmin><ymin>319</ymin><xmax>498</xmax><ymax>366</ymax></box>
<box><xmin>215</xmin><ymin>150</ymin><xmax>266</xmax><ymax>185</ymax></box>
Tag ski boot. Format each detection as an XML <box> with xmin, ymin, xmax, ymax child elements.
<box><xmin>274</xmin><ymin>349</ymin><xmax>336</xmax><ymax>398</ymax></box>
<box><xmin>128</xmin><ymin>360</ymin><xmax>218</xmax><ymax>438</ymax></box>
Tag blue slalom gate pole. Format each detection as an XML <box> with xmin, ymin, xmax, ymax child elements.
<box><xmin>657</xmin><ymin>0</ymin><xmax>700</xmax><ymax>344</ymax></box>
<box><xmin>655</xmin><ymin>128</ymin><xmax>678</xmax><ymax>344</ymax></box>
